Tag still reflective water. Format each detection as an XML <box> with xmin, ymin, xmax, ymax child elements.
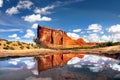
<box><xmin>0</xmin><ymin>55</ymin><xmax>120</xmax><ymax>80</ymax></box>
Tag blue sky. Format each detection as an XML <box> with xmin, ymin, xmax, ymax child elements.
<box><xmin>0</xmin><ymin>0</ymin><xmax>120</xmax><ymax>43</ymax></box>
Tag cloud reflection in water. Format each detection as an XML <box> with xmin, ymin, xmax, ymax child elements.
<box><xmin>67</xmin><ymin>55</ymin><xmax>120</xmax><ymax>72</ymax></box>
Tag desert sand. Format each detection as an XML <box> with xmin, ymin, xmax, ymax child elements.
<box><xmin>0</xmin><ymin>45</ymin><xmax>120</xmax><ymax>58</ymax></box>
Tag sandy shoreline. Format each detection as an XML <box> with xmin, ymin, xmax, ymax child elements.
<box><xmin>0</xmin><ymin>45</ymin><xmax>120</xmax><ymax>58</ymax></box>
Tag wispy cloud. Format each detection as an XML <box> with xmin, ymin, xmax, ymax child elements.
<box><xmin>34</xmin><ymin>5</ymin><xmax>55</xmax><ymax>15</ymax></box>
<box><xmin>0</xmin><ymin>19</ymin><xmax>12</xmax><ymax>26</ymax></box>
<box><xmin>8</xmin><ymin>33</ymin><xmax>20</xmax><ymax>40</ymax></box>
<box><xmin>53</xmin><ymin>0</ymin><xmax>84</xmax><ymax>7</ymax></box>
<box><xmin>22</xmin><ymin>0</ymin><xmax>84</xmax><ymax>23</ymax></box>
<box><xmin>73</xmin><ymin>29</ymin><xmax>81</xmax><ymax>32</ymax></box>
<box><xmin>6</xmin><ymin>0</ymin><xmax>33</xmax><ymax>15</ymax></box>
<box><xmin>0</xmin><ymin>14</ymin><xmax>30</xmax><ymax>28</ymax></box>
<box><xmin>0</xmin><ymin>29</ymin><xmax>22</xmax><ymax>32</ymax></box>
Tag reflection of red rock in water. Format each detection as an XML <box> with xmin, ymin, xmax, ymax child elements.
<box><xmin>37</xmin><ymin>25</ymin><xmax>87</xmax><ymax>48</ymax></box>
<box><xmin>63</xmin><ymin>53</ymin><xmax>85</xmax><ymax>64</ymax></box>
<box><xmin>53</xmin><ymin>54</ymin><xmax>63</xmax><ymax>67</ymax></box>
<box><xmin>35</xmin><ymin>55</ymin><xmax>53</xmax><ymax>71</ymax></box>
<box><xmin>35</xmin><ymin>53</ymin><xmax>84</xmax><ymax>72</ymax></box>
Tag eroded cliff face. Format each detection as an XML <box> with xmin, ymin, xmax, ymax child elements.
<box><xmin>37</xmin><ymin>25</ymin><xmax>86</xmax><ymax>48</ymax></box>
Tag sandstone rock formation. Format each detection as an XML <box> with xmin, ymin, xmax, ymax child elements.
<box><xmin>37</xmin><ymin>25</ymin><xmax>86</xmax><ymax>48</ymax></box>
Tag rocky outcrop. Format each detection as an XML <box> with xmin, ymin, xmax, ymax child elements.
<box><xmin>37</xmin><ymin>25</ymin><xmax>86</xmax><ymax>48</ymax></box>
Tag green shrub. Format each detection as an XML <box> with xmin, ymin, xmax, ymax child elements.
<box><xmin>106</xmin><ymin>42</ymin><xmax>114</xmax><ymax>46</ymax></box>
<box><xmin>33</xmin><ymin>37</ymin><xmax>42</xmax><ymax>48</ymax></box>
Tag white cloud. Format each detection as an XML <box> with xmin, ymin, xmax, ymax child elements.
<box><xmin>34</xmin><ymin>5</ymin><xmax>55</xmax><ymax>15</ymax></box>
<box><xmin>16</xmin><ymin>0</ymin><xmax>33</xmax><ymax>9</ymax></box>
<box><xmin>32</xmin><ymin>70</ymin><xmax>39</xmax><ymax>75</ymax></box>
<box><xmin>110</xmin><ymin>64</ymin><xmax>120</xmax><ymax>71</ymax></box>
<box><xmin>24</xmin><ymin>29</ymin><xmax>35</xmax><ymax>38</ymax></box>
<box><xmin>22</xmin><ymin>14</ymin><xmax>52</xmax><ymax>22</ymax></box>
<box><xmin>8</xmin><ymin>34</ymin><xmax>20</xmax><ymax>40</ymax></box>
<box><xmin>8</xmin><ymin>34</ymin><xmax>17</xmax><ymax>38</ymax></box>
<box><xmin>100</xmin><ymin>35</ymin><xmax>111</xmax><ymax>42</ymax></box>
<box><xmin>32</xmin><ymin>23</ymin><xmax>38</xmax><ymax>29</ymax></box>
<box><xmin>23</xmin><ymin>60</ymin><xmax>35</xmax><ymax>69</ymax></box>
<box><xmin>9</xmin><ymin>61</ymin><xmax>18</xmax><ymax>65</ymax></box>
<box><xmin>67</xmin><ymin>57</ymin><xmax>81</xmax><ymax>65</ymax></box>
<box><xmin>87</xmin><ymin>24</ymin><xmax>102</xmax><ymax>32</ymax></box>
<box><xmin>67</xmin><ymin>32</ymin><xmax>80</xmax><ymax>40</ymax></box>
<box><xmin>80</xmin><ymin>31</ymin><xmax>85</xmax><ymax>34</ymax></box>
<box><xmin>100</xmin><ymin>31</ymin><xmax>104</xmax><ymax>34</ymax></box>
<box><xmin>87</xmin><ymin>33</ymin><xmax>100</xmax><ymax>42</ymax></box>
<box><xmin>0</xmin><ymin>0</ymin><xmax>3</xmax><ymax>7</ymax></box>
<box><xmin>108</xmin><ymin>24</ymin><xmax>120</xmax><ymax>34</ymax></box>
<box><xmin>87</xmin><ymin>31</ymin><xmax>91</xmax><ymax>33</ymax></box>
<box><xmin>85</xmin><ymin>33</ymin><xmax>120</xmax><ymax>42</ymax></box>
<box><xmin>15</xmin><ymin>37</ymin><xmax>20</xmax><ymax>40</ymax></box>
<box><xmin>112</xmin><ymin>34</ymin><xmax>120</xmax><ymax>42</ymax></box>
<box><xmin>6</xmin><ymin>7</ymin><xmax>19</xmax><ymax>15</ymax></box>
<box><xmin>73</xmin><ymin>29</ymin><xmax>81</xmax><ymax>32</ymax></box>
<box><xmin>6</xmin><ymin>0</ymin><xmax>33</xmax><ymax>15</ymax></box>
<box><xmin>19</xmin><ymin>40</ymin><xmax>34</xmax><ymax>44</ymax></box>
<box><xmin>0</xmin><ymin>29</ymin><xmax>22</xmax><ymax>32</ymax></box>
<box><xmin>41</xmin><ymin>16</ymin><xmax>52</xmax><ymax>21</ymax></box>
<box><xmin>85</xmin><ymin>34</ymin><xmax>120</xmax><ymax>42</ymax></box>
<box><xmin>107</xmin><ymin>24</ymin><xmax>120</xmax><ymax>42</ymax></box>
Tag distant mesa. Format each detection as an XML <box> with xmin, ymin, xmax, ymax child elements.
<box><xmin>37</xmin><ymin>25</ymin><xmax>87</xmax><ymax>48</ymax></box>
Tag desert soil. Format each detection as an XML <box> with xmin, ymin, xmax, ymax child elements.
<box><xmin>0</xmin><ymin>45</ymin><xmax>120</xmax><ymax>58</ymax></box>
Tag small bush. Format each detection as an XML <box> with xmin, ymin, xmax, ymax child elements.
<box><xmin>17</xmin><ymin>41</ymin><xmax>22</xmax><ymax>45</ymax></box>
<box><xmin>20</xmin><ymin>46</ymin><xmax>24</xmax><ymax>49</ymax></box>
<box><xmin>3</xmin><ymin>46</ymin><xmax>14</xmax><ymax>50</ymax></box>
<box><xmin>9</xmin><ymin>47</ymin><xmax>14</xmax><ymax>50</ymax></box>
<box><xmin>3</xmin><ymin>46</ymin><xmax>9</xmax><ymax>50</ymax></box>
<box><xmin>26</xmin><ymin>46</ymin><xmax>30</xmax><ymax>49</ymax></box>
<box><xmin>106</xmin><ymin>42</ymin><xmax>114</xmax><ymax>46</ymax></box>
<box><xmin>6</xmin><ymin>41</ymin><xmax>12</xmax><ymax>44</ymax></box>
<box><xmin>13</xmin><ymin>44</ymin><xmax>17</xmax><ymax>46</ymax></box>
<box><xmin>33</xmin><ymin>37</ymin><xmax>42</xmax><ymax>48</ymax></box>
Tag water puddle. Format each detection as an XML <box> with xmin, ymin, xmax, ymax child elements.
<box><xmin>0</xmin><ymin>54</ymin><xmax>120</xmax><ymax>80</ymax></box>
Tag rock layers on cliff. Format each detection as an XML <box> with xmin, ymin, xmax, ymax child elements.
<box><xmin>37</xmin><ymin>25</ymin><xmax>86</xmax><ymax>48</ymax></box>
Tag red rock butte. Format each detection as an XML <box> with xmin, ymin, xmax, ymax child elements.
<box><xmin>37</xmin><ymin>25</ymin><xmax>87</xmax><ymax>48</ymax></box>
